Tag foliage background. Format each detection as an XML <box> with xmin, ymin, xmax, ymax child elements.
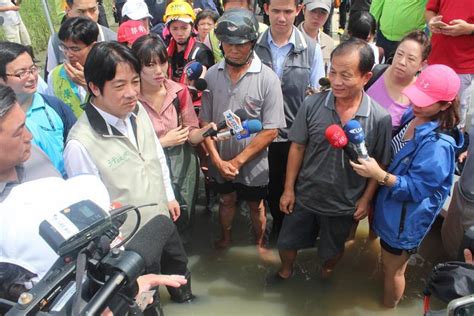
<box><xmin>0</xmin><ymin>0</ymin><xmax>113</xmax><ymax>54</ymax></box>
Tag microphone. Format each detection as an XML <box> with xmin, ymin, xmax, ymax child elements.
<box><xmin>125</xmin><ymin>215</ymin><xmax>180</xmax><ymax>270</ymax></box>
<box><xmin>216</xmin><ymin>119</ymin><xmax>262</xmax><ymax>141</ymax></box>
<box><xmin>319</xmin><ymin>77</ymin><xmax>331</xmax><ymax>91</ymax></box>
<box><xmin>193</xmin><ymin>78</ymin><xmax>207</xmax><ymax>91</ymax></box>
<box><xmin>325</xmin><ymin>124</ymin><xmax>359</xmax><ymax>162</ymax></box>
<box><xmin>185</xmin><ymin>61</ymin><xmax>203</xmax><ymax>80</ymax></box>
<box><xmin>343</xmin><ymin>120</ymin><xmax>369</xmax><ymax>160</ymax></box>
<box><xmin>202</xmin><ymin>108</ymin><xmax>249</xmax><ymax>137</ymax></box>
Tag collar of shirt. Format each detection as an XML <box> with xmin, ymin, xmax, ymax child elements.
<box><xmin>267</xmin><ymin>27</ymin><xmax>296</xmax><ymax>48</ymax></box>
<box><xmin>0</xmin><ymin>165</ymin><xmax>24</xmax><ymax>201</ymax></box>
<box><xmin>90</xmin><ymin>102</ymin><xmax>138</xmax><ymax>147</ymax></box>
<box><xmin>26</xmin><ymin>92</ymin><xmax>46</xmax><ymax>117</ymax></box>
<box><xmin>324</xmin><ymin>91</ymin><xmax>371</xmax><ymax>118</ymax></box>
<box><xmin>217</xmin><ymin>52</ymin><xmax>263</xmax><ymax>73</ymax></box>
<box><xmin>297</xmin><ymin>22</ymin><xmax>321</xmax><ymax>45</ymax></box>
<box><xmin>139</xmin><ymin>79</ymin><xmax>183</xmax><ymax>116</ymax></box>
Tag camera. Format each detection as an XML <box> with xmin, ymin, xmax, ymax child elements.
<box><xmin>2</xmin><ymin>200</ymin><xmax>150</xmax><ymax>315</ymax></box>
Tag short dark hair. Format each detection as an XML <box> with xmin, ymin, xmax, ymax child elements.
<box><xmin>132</xmin><ymin>33</ymin><xmax>168</xmax><ymax>66</ymax></box>
<box><xmin>0</xmin><ymin>84</ymin><xmax>17</xmax><ymax>119</ymax></box>
<box><xmin>66</xmin><ymin>0</ymin><xmax>98</xmax><ymax>7</ymax></box>
<box><xmin>348</xmin><ymin>11</ymin><xmax>376</xmax><ymax>40</ymax></box>
<box><xmin>267</xmin><ymin>0</ymin><xmax>299</xmax><ymax>7</ymax></box>
<box><xmin>84</xmin><ymin>41</ymin><xmax>141</xmax><ymax>95</ymax></box>
<box><xmin>58</xmin><ymin>16</ymin><xmax>99</xmax><ymax>46</ymax></box>
<box><xmin>330</xmin><ymin>38</ymin><xmax>374</xmax><ymax>75</ymax></box>
<box><xmin>0</xmin><ymin>42</ymin><xmax>32</xmax><ymax>81</ymax></box>
<box><xmin>195</xmin><ymin>9</ymin><xmax>219</xmax><ymax>27</ymax></box>
<box><xmin>398</xmin><ymin>30</ymin><xmax>432</xmax><ymax>61</ymax></box>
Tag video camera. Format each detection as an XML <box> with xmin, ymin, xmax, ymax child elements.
<box><xmin>1</xmin><ymin>200</ymin><xmax>153</xmax><ymax>315</ymax></box>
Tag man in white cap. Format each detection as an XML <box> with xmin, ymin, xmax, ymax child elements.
<box><xmin>297</xmin><ymin>0</ymin><xmax>333</xmax><ymax>73</ymax></box>
<box><xmin>121</xmin><ymin>0</ymin><xmax>153</xmax><ymax>31</ymax></box>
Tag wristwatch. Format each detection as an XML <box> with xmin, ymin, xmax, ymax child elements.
<box><xmin>378</xmin><ymin>172</ymin><xmax>390</xmax><ymax>186</ymax></box>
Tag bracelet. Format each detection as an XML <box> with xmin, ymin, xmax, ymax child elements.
<box><xmin>378</xmin><ymin>172</ymin><xmax>390</xmax><ymax>186</ymax></box>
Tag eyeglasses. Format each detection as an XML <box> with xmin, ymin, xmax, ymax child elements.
<box><xmin>5</xmin><ymin>65</ymin><xmax>41</xmax><ymax>80</ymax></box>
<box><xmin>59</xmin><ymin>43</ymin><xmax>88</xmax><ymax>53</ymax></box>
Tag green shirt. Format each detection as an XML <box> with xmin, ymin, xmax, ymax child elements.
<box><xmin>370</xmin><ymin>0</ymin><xmax>427</xmax><ymax>41</ymax></box>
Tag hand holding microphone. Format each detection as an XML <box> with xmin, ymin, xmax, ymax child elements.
<box><xmin>343</xmin><ymin>120</ymin><xmax>369</xmax><ymax>160</ymax></box>
<box><xmin>202</xmin><ymin>109</ymin><xmax>249</xmax><ymax>137</ymax></box>
<box><xmin>216</xmin><ymin>119</ymin><xmax>263</xmax><ymax>141</ymax></box>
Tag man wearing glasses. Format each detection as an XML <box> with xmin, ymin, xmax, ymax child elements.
<box><xmin>0</xmin><ymin>42</ymin><xmax>76</xmax><ymax>176</ymax></box>
<box><xmin>46</xmin><ymin>0</ymin><xmax>116</xmax><ymax>77</ymax></box>
<box><xmin>47</xmin><ymin>17</ymin><xmax>98</xmax><ymax>117</ymax></box>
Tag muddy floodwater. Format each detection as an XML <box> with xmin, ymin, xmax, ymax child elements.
<box><xmin>159</xmin><ymin>192</ymin><xmax>450</xmax><ymax>316</ymax></box>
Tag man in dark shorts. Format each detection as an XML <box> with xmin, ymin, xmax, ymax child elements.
<box><xmin>200</xmin><ymin>9</ymin><xmax>285</xmax><ymax>251</ymax></box>
<box><xmin>275</xmin><ymin>38</ymin><xmax>392</xmax><ymax>280</ymax></box>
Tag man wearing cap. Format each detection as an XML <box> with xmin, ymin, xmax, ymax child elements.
<box><xmin>426</xmin><ymin>0</ymin><xmax>474</xmax><ymax>130</ymax></box>
<box><xmin>164</xmin><ymin>1</ymin><xmax>214</xmax><ymax>85</ymax></box>
<box><xmin>254</xmin><ymin>0</ymin><xmax>325</xmax><ymax>242</ymax></box>
<box><xmin>120</xmin><ymin>0</ymin><xmax>153</xmax><ymax>32</ymax></box>
<box><xmin>46</xmin><ymin>0</ymin><xmax>117</xmax><ymax>77</ymax></box>
<box><xmin>200</xmin><ymin>9</ymin><xmax>285</xmax><ymax>251</ymax></box>
<box><xmin>298</xmin><ymin>0</ymin><xmax>334</xmax><ymax>73</ymax></box>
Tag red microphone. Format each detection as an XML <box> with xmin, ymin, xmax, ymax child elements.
<box><xmin>325</xmin><ymin>124</ymin><xmax>359</xmax><ymax>162</ymax></box>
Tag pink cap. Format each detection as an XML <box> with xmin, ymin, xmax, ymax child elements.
<box><xmin>402</xmin><ymin>64</ymin><xmax>461</xmax><ymax>107</ymax></box>
<box><xmin>117</xmin><ymin>20</ymin><xmax>149</xmax><ymax>46</ymax></box>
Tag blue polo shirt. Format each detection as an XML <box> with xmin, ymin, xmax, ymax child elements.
<box><xmin>26</xmin><ymin>92</ymin><xmax>65</xmax><ymax>175</ymax></box>
<box><xmin>267</xmin><ymin>27</ymin><xmax>325</xmax><ymax>88</ymax></box>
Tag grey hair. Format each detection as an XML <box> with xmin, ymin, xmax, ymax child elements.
<box><xmin>0</xmin><ymin>84</ymin><xmax>17</xmax><ymax>118</ymax></box>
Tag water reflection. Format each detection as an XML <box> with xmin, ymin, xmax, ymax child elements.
<box><xmin>160</xmin><ymin>199</ymin><xmax>448</xmax><ymax>316</ymax></box>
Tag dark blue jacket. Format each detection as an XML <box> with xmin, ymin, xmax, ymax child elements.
<box><xmin>373</xmin><ymin>108</ymin><xmax>464</xmax><ymax>250</ymax></box>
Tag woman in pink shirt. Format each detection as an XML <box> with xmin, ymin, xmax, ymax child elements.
<box><xmin>367</xmin><ymin>31</ymin><xmax>431</xmax><ymax>130</ymax></box>
<box><xmin>132</xmin><ymin>33</ymin><xmax>213</xmax><ymax>241</ymax></box>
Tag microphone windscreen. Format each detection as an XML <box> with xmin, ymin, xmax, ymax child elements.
<box><xmin>125</xmin><ymin>215</ymin><xmax>177</xmax><ymax>269</ymax></box>
<box><xmin>194</xmin><ymin>78</ymin><xmax>207</xmax><ymax>91</ymax></box>
<box><xmin>319</xmin><ymin>77</ymin><xmax>330</xmax><ymax>87</ymax></box>
<box><xmin>325</xmin><ymin>124</ymin><xmax>348</xmax><ymax>148</ymax></box>
<box><xmin>343</xmin><ymin>120</ymin><xmax>365</xmax><ymax>144</ymax></box>
<box><xmin>244</xmin><ymin>119</ymin><xmax>263</xmax><ymax>134</ymax></box>
<box><xmin>186</xmin><ymin>61</ymin><xmax>203</xmax><ymax>80</ymax></box>
<box><xmin>234</xmin><ymin>108</ymin><xmax>249</xmax><ymax>121</ymax></box>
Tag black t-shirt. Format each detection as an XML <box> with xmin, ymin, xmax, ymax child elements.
<box><xmin>170</xmin><ymin>42</ymin><xmax>214</xmax><ymax>82</ymax></box>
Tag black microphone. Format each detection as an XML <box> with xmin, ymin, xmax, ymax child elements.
<box><xmin>319</xmin><ymin>77</ymin><xmax>331</xmax><ymax>91</ymax></box>
<box><xmin>124</xmin><ymin>215</ymin><xmax>181</xmax><ymax>270</ymax></box>
<box><xmin>202</xmin><ymin>108</ymin><xmax>249</xmax><ymax>137</ymax></box>
<box><xmin>194</xmin><ymin>78</ymin><xmax>207</xmax><ymax>91</ymax></box>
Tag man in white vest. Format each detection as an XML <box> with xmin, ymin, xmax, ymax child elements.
<box><xmin>64</xmin><ymin>41</ymin><xmax>196</xmax><ymax>304</ymax></box>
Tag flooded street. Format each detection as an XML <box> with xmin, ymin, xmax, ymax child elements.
<box><xmin>159</xmin><ymin>186</ymin><xmax>450</xmax><ymax>316</ymax></box>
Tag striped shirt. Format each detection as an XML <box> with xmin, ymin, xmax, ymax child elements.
<box><xmin>391</xmin><ymin>123</ymin><xmax>410</xmax><ymax>158</ymax></box>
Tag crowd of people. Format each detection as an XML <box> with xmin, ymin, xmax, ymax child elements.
<box><xmin>1</xmin><ymin>0</ymin><xmax>474</xmax><ymax>313</ymax></box>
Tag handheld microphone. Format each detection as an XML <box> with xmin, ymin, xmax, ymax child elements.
<box><xmin>185</xmin><ymin>61</ymin><xmax>203</xmax><ymax>80</ymax></box>
<box><xmin>325</xmin><ymin>124</ymin><xmax>359</xmax><ymax>162</ymax></box>
<box><xmin>194</xmin><ymin>78</ymin><xmax>207</xmax><ymax>91</ymax></box>
<box><xmin>202</xmin><ymin>108</ymin><xmax>249</xmax><ymax>137</ymax></box>
<box><xmin>319</xmin><ymin>77</ymin><xmax>331</xmax><ymax>91</ymax></box>
<box><xmin>216</xmin><ymin>119</ymin><xmax>262</xmax><ymax>140</ymax></box>
<box><xmin>343</xmin><ymin>120</ymin><xmax>369</xmax><ymax>160</ymax></box>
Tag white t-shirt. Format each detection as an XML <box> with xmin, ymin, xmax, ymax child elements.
<box><xmin>0</xmin><ymin>0</ymin><xmax>20</xmax><ymax>26</ymax></box>
<box><xmin>0</xmin><ymin>175</ymin><xmax>110</xmax><ymax>283</ymax></box>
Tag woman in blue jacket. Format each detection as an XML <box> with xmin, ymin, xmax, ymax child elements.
<box><xmin>351</xmin><ymin>64</ymin><xmax>464</xmax><ymax>308</ymax></box>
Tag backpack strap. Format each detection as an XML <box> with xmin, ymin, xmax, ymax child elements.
<box><xmin>364</xmin><ymin>63</ymin><xmax>389</xmax><ymax>91</ymax></box>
